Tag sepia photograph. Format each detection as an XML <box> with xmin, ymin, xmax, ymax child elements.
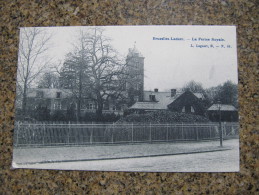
<box><xmin>12</xmin><ymin>25</ymin><xmax>239</xmax><ymax>172</ymax></box>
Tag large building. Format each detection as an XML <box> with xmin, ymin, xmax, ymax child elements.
<box><xmin>129</xmin><ymin>88</ymin><xmax>206</xmax><ymax>116</ymax></box>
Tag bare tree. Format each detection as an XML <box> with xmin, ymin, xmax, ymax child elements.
<box><xmin>16</xmin><ymin>27</ymin><xmax>52</xmax><ymax>118</ymax></box>
<box><xmin>83</xmin><ymin>28</ymin><xmax>130</xmax><ymax>120</ymax></box>
<box><xmin>61</xmin><ymin>27</ymin><xmax>129</xmax><ymax>121</ymax></box>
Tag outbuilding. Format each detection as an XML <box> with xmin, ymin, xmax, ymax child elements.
<box><xmin>207</xmin><ymin>104</ymin><xmax>238</xmax><ymax>122</ymax></box>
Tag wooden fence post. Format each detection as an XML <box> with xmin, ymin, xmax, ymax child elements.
<box><xmin>67</xmin><ymin>121</ymin><xmax>70</xmax><ymax>144</ymax></box>
<box><xmin>131</xmin><ymin>123</ymin><xmax>134</xmax><ymax>143</ymax></box>
<box><xmin>196</xmin><ymin>123</ymin><xmax>199</xmax><ymax>141</ymax></box>
<box><xmin>223</xmin><ymin>122</ymin><xmax>226</xmax><ymax>136</ymax></box>
<box><xmin>28</xmin><ymin>123</ymin><xmax>30</xmax><ymax>145</ymax></box>
<box><xmin>166</xmin><ymin>124</ymin><xmax>169</xmax><ymax>142</ymax></box>
<box><xmin>149</xmin><ymin>123</ymin><xmax>152</xmax><ymax>143</ymax></box>
<box><xmin>112</xmin><ymin>123</ymin><xmax>114</xmax><ymax>144</ymax></box>
<box><xmin>43</xmin><ymin>123</ymin><xmax>45</xmax><ymax>145</ymax></box>
<box><xmin>16</xmin><ymin>122</ymin><xmax>20</xmax><ymax>146</ymax></box>
<box><xmin>181</xmin><ymin>123</ymin><xmax>184</xmax><ymax>140</ymax></box>
<box><xmin>209</xmin><ymin>125</ymin><xmax>212</xmax><ymax>139</ymax></box>
<box><xmin>90</xmin><ymin>122</ymin><xmax>93</xmax><ymax>144</ymax></box>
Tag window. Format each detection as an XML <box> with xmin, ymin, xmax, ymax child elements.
<box><xmin>56</xmin><ymin>92</ymin><xmax>61</xmax><ymax>98</ymax></box>
<box><xmin>182</xmin><ymin>106</ymin><xmax>195</xmax><ymax>113</ymax></box>
<box><xmin>86</xmin><ymin>103</ymin><xmax>95</xmax><ymax>110</ymax></box>
<box><xmin>149</xmin><ymin>95</ymin><xmax>156</xmax><ymax>101</ymax></box>
<box><xmin>54</xmin><ymin>101</ymin><xmax>61</xmax><ymax>110</ymax></box>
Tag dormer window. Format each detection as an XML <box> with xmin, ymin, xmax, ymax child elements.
<box><xmin>149</xmin><ymin>94</ymin><xmax>156</xmax><ymax>101</ymax></box>
<box><xmin>56</xmin><ymin>92</ymin><xmax>61</xmax><ymax>98</ymax></box>
<box><xmin>36</xmin><ymin>91</ymin><xmax>43</xmax><ymax>98</ymax></box>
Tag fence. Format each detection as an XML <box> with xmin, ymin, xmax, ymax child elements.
<box><xmin>13</xmin><ymin>122</ymin><xmax>239</xmax><ymax>147</ymax></box>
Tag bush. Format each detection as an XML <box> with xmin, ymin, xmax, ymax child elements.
<box><xmin>66</xmin><ymin>104</ymin><xmax>77</xmax><ymax>121</ymax></box>
<box><xmin>83</xmin><ymin>112</ymin><xmax>97</xmax><ymax>122</ymax></box>
<box><xmin>117</xmin><ymin>110</ymin><xmax>210</xmax><ymax>124</ymax></box>
<box><xmin>51</xmin><ymin>110</ymin><xmax>66</xmax><ymax>121</ymax></box>
<box><xmin>102</xmin><ymin>113</ymin><xmax>120</xmax><ymax>122</ymax></box>
<box><xmin>83</xmin><ymin>112</ymin><xmax>120</xmax><ymax>122</ymax></box>
<box><xmin>34</xmin><ymin>106</ymin><xmax>50</xmax><ymax>121</ymax></box>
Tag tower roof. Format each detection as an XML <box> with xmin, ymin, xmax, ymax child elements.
<box><xmin>127</xmin><ymin>44</ymin><xmax>143</xmax><ymax>58</ymax></box>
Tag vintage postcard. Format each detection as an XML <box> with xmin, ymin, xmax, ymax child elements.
<box><xmin>12</xmin><ymin>25</ymin><xmax>239</xmax><ymax>172</ymax></box>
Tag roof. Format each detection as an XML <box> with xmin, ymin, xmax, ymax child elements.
<box><xmin>193</xmin><ymin>93</ymin><xmax>205</xmax><ymax>99</ymax></box>
<box><xmin>27</xmin><ymin>88</ymin><xmax>73</xmax><ymax>99</ymax></box>
<box><xmin>143</xmin><ymin>91</ymin><xmax>181</xmax><ymax>105</ymax></box>
<box><xmin>131</xmin><ymin>90</ymin><xmax>204</xmax><ymax>110</ymax></box>
<box><xmin>127</xmin><ymin>46</ymin><xmax>144</xmax><ymax>58</ymax></box>
<box><xmin>129</xmin><ymin>101</ymin><xmax>167</xmax><ymax>110</ymax></box>
<box><xmin>144</xmin><ymin>91</ymin><xmax>204</xmax><ymax>102</ymax></box>
<box><xmin>207</xmin><ymin>104</ymin><xmax>237</xmax><ymax>111</ymax></box>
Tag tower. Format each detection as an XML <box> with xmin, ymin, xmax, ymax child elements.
<box><xmin>125</xmin><ymin>46</ymin><xmax>144</xmax><ymax>105</ymax></box>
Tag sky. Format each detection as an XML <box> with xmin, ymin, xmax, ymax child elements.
<box><xmin>23</xmin><ymin>25</ymin><xmax>238</xmax><ymax>91</ymax></box>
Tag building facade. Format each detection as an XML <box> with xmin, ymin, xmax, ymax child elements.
<box><xmin>125</xmin><ymin>47</ymin><xmax>145</xmax><ymax>105</ymax></box>
<box><xmin>129</xmin><ymin>88</ymin><xmax>206</xmax><ymax>116</ymax></box>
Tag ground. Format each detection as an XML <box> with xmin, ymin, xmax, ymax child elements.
<box><xmin>13</xmin><ymin>139</ymin><xmax>239</xmax><ymax>172</ymax></box>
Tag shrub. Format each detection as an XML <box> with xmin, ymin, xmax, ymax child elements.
<box><xmin>83</xmin><ymin>112</ymin><xmax>97</xmax><ymax>122</ymax></box>
<box><xmin>51</xmin><ymin>110</ymin><xmax>66</xmax><ymax>121</ymax></box>
<box><xmin>117</xmin><ymin>110</ymin><xmax>210</xmax><ymax>124</ymax></box>
<box><xmin>34</xmin><ymin>106</ymin><xmax>50</xmax><ymax>121</ymax></box>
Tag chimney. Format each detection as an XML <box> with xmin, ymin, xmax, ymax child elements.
<box><xmin>154</xmin><ymin>88</ymin><xmax>158</xmax><ymax>92</ymax></box>
<box><xmin>171</xmin><ymin>89</ymin><xmax>176</xmax><ymax>97</ymax></box>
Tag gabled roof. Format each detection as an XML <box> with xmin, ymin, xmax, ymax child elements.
<box><xmin>207</xmin><ymin>104</ymin><xmax>237</xmax><ymax>111</ymax></box>
<box><xmin>144</xmin><ymin>91</ymin><xmax>204</xmax><ymax>102</ymax></box>
<box><xmin>27</xmin><ymin>88</ymin><xmax>73</xmax><ymax>99</ymax></box>
<box><xmin>130</xmin><ymin>90</ymin><xmax>204</xmax><ymax>110</ymax></box>
<box><xmin>193</xmin><ymin>93</ymin><xmax>205</xmax><ymax>99</ymax></box>
<box><xmin>129</xmin><ymin>101</ymin><xmax>166</xmax><ymax>110</ymax></box>
<box><xmin>143</xmin><ymin>91</ymin><xmax>181</xmax><ymax>106</ymax></box>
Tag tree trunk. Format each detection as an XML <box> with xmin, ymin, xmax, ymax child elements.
<box><xmin>21</xmin><ymin>80</ymin><xmax>28</xmax><ymax>120</ymax></box>
<box><xmin>77</xmin><ymin>62</ymin><xmax>83</xmax><ymax>122</ymax></box>
<box><xmin>77</xmin><ymin>99</ymin><xmax>81</xmax><ymax>122</ymax></box>
<box><xmin>96</xmin><ymin>94</ymin><xmax>103</xmax><ymax>121</ymax></box>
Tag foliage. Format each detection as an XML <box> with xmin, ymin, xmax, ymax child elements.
<box><xmin>117</xmin><ymin>110</ymin><xmax>210</xmax><ymax>124</ymax></box>
<box><xmin>182</xmin><ymin>80</ymin><xmax>205</xmax><ymax>93</ymax></box>
<box><xmin>83</xmin><ymin>112</ymin><xmax>97</xmax><ymax>122</ymax></box>
<box><xmin>51</xmin><ymin>110</ymin><xmax>67</xmax><ymax>121</ymax></box>
<box><xmin>34</xmin><ymin>106</ymin><xmax>50</xmax><ymax>121</ymax></box>
<box><xmin>207</xmin><ymin>80</ymin><xmax>238</xmax><ymax>107</ymax></box>
<box><xmin>83</xmin><ymin>112</ymin><xmax>120</xmax><ymax>122</ymax></box>
<box><xmin>102</xmin><ymin>113</ymin><xmax>120</xmax><ymax>122</ymax></box>
<box><xmin>60</xmin><ymin>27</ymin><xmax>128</xmax><ymax>121</ymax></box>
<box><xmin>66</xmin><ymin>103</ymin><xmax>77</xmax><ymax>121</ymax></box>
<box><xmin>37</xmin><ymin>72</ymin><xmax>60</xmax><ymax>88</ymax></box>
